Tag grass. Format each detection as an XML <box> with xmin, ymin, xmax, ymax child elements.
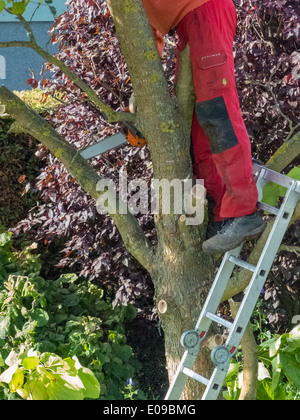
<box><xmin>0</xmin><ymin>89</ymin><xmax>56</xmax><ymax>228</ymax></box>
<box><xmin>14</xmin><ymin>89</ymin><xmax>61</xmax><ymax>114</ymax></box>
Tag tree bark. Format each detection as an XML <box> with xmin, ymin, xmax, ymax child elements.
<box><xmin>230</xmin><ymin>300</ymin><xmax>258</xmax><ymax>400</ymax></box>
<box><xmin>265</xmin><ymin>131</ymin><xmax>300</xmax><ymax>173</ymax></box>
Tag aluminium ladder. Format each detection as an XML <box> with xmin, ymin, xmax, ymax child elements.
<box><xmin>165</xmin><ymin>162</ymin><xmax>300</xmax><ymax>401</ymax></box>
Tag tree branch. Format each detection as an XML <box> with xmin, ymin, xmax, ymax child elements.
<box><xmin>265</xmin><ymin>131</ymin><xmax>300</xmax><ymax>172</ymax></box>
<box><xmin>175</xmin><ymin>43</ymin><xmax>196</xmax><ymax>134</ymax></box>
<box><xmin>0</xmin><ymin>15</ymin><xmax>134</xmax><ymax>124</ymax></box>
<box><xmin>0</xmin><ymin>86</ymin><xmax>153</xmax><ymax>272</ymax></box>
<box><xmin>106</xmin><ymin>0</ymin><xmax>191</xmax><ymax>182</ymax></box>
<box><xmin>278</xmin><ymin>244</ymin><xmax>300</xmax><ymax>257</ymax></box>
<box><xmin>230</xmin><ymin>300</ymin><xmax>258</xmax><ymax>401</ymax></box>
<box><xmin>0</xmin><ymin>40</ymin><xmax>32</xmax><ymax>48</ymax></box>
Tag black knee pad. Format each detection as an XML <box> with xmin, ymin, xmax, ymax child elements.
<box><xmin>195</xmin><ymin>96</ymin><xmax>239</xmax><ymax>154</ymax></box>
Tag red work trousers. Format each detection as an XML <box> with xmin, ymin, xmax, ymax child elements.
<box><xmin>176</xmin><ymin>0</ymin><xmax>258</xmax><ymax>221</ymax></box>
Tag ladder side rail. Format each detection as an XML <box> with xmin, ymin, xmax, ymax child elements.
<box><xmin>226</xmin><ymin>182</ymin><xmax>299</xmax><ymax>349</ymax></box>
<box><xmin>203</xmin><ymin>181</ymin><xmax>300</xmax><ymax>401</ymax></box>
<box><xmin>165</xmin><ymin>351</ymin><xmax>198</xmax><ymax>400</ymax></box>
<box><xmin>165</xmin><ymin>246</ymin><xmax>243</xmax><ymax>400</ymax></box>
<box><xmin>202</xmin><ymin>363</ymin><xmax>231</xmax><ymax>400</ymax></box>
<box><xmin>195</xmin><ymin>244</ymin><xmax>243</xmax><ymax>333</ymax></box>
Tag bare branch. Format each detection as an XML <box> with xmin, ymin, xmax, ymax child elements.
<box><xmin>0</xmin><ymin>40</ymin><xmax>32</xmax><ymax>48</ymax></box>
<box><xmin>278</xmin><ymin>244</ymin><xmax>300</xmax><ymax>257</ymax></box>
<box><xmin>266</xmin><ymin>131</ymin><xmax>300</xmax><ymax>173</ymax></box>
<box><xmin>0</xmin><ymin>15</ymin><xmax>134</xmax><ymax>124</ymax></box>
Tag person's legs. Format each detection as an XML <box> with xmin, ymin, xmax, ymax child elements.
<box><xmin>177</xmin><ymin>0</ymin><xmax>266</xmax><ymax>253</ymax></box>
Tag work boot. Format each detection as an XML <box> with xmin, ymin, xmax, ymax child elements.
<box><xmin>205</xmin><ymin>194</ymin><xmax>225</xmax><ymax>239</ymax></box>
<box><xmin>206</xmin><ymin>220</ymin><xmax>225</xmax><ymax>239</ymax></box>
<box><xmin>202</xmin><ymin>212</ymin><xmax>267</xmax><ymax>255</ymax></box>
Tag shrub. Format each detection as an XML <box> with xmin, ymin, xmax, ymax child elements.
<box><xmin>0</xmin><ymin>226</ymin><xmax>140</xmax><ymax>400</ymax></box>
<box><xmin>224</xmin><ymin>324</ymin><xmax>300</xmax><ymax>400</ymax></box>
<box><xmin>0</xmin><ymin>349</ymin><xmax>100</xmax><ymax>401</ymax></box>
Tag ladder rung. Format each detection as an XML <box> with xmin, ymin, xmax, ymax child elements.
<box><xmin>257</xmin><ymin>202</ymin><xmax>279</xmax><ymax>215</ymax></box>
<box><xmin>228</xmin><ymin>256</ymin><xmax>256</xmax><ymax>272</ymax></box>
<box><xmin>205</xmin><ymin>312</ymin><xmax>233</xmax><ymax>329</ymax></box>
<box><xmin>182</xmin><ymin>367</ymin><xmax>210</xmax><ymax>386</ymax></box>
<box><xmin>263</xmin><ymin>167</ymin><xmax>296</xmax><ymax>189</ymax></box>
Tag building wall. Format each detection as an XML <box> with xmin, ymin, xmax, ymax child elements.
<box><xmin>0</xmin><ymin>1</ymin><xmax>67</xmax><ymax>91</ymax></box>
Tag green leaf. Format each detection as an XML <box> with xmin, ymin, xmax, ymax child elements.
<box><xmin>58</xmin><ymin>273</ymin><xmax>78</xmax><ymax>284</ymax></box>
<box><xmin>24</xmin><ymin>379</ymin><xmax>47</xmax><ymax>400</ymax></box>
<box><xmin>279</xmin><ymin>353</ymin><xmax>300</xmax><ymax>387</ymax></box>
<box><xmin>9</xmin><ymin>368</ymin><xmax>24</xmax><ymax>392</ymax></box>
<box><xmin>124</xmin><ymin>304</ymin><xmax>137</xmax><ymax>320</ymax></box>
<box><xmin>0</xmin><ymin>315</ymin><xmax>10</xmax><ymax>340</ymax></box>
<box><xmin>22</xmin><ymin>357</ymin><xmax>40</xmax><ymax>371</ymax></box>
<box><xmin>46</xmin><ymin>376</ymin><xmax>84</xmax><ymax>400</ymax></box>
<box><xmin>36</xmin><ymin>366</ymin><xmax>56</xmax><ymax>382</ymax></box>
<box><xmin>287</xmin><ymin>166</ymin><xmax>300</xmax><ymax>181</ymax></box>
<box><xmin>256</xmin><ymin>379</ymin><xmax>275</xmax><ymax>400</ymax></box>
<box><xmin>62</xmin><ymin>357</ymin><xmax>78</xmax><ymax>376</ymax></box>
<box><xmin>16</xmin><ymin>387</ymin><xmax>30</xmax><ymax>400</ymax></box>
<box><xmin>30</xmin><ymin>309</ymin><xmax>49</xmax><ymax>327</ymax></box>
<box><xmin>0</xmin><ymin>355</ymin><xmax>5</xmax><ymax>367</ymax></box>
<box><xmin>48</xmin><ymin>5</ymin><xmax>56</xmax><ymax>17</ymax></box>
<box><xmin>40</xmin><ymin>353</ymin><xmax>64</xmax><ymax>370</ymax></box>
<box><xmin>0</xmin><ymin>232</ymin><xmax>11</xmax><ymax>247</ymax></box>
<box><xmin>116</xmin><ymin>344</ymin><xmax>132</xmax><ymax>363</ymax></box>
<box><xmin>271</xmin><ymin>355</ymin><xmax>282</xmax><ymax>392</ymax></box>
<box><xmin>63</xmin><ymin>294</ymin><xmax>80</xmax><ymax>307</ymax></box>
<box><xmin>5</xmin><ymin>350</ymin><xmax>19</xmax><ymax>367</ymax></box>
<box><xmin>11</xmin><ymin>1</ymin><xmax>26</xmax><ymax>15</ymax></box>
<box><xmin>0</xmin><ymin>1</ymin><xmax>6</xmax><ymax>14</ymax></box>
<box><xmin>77</xmin><ymin>367</ymin><xmax>100</xmax><ymax>399</ymax></box>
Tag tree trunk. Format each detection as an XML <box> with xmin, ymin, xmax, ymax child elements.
<box><xmin>151</xmin><ymin>237</ymin><xmax>215</xmax><ymax>399</ymax></box>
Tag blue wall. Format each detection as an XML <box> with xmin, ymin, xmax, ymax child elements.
<box><xmin>0</xmin><ymin>1</ymin><xmax>67</xmax><ymax>91</ymax></box>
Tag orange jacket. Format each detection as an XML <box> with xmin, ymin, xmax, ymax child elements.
<box><xmin>143</xmin><ymin>0</ymin><xmax>211</xmax><ymax>35</ymax></box>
